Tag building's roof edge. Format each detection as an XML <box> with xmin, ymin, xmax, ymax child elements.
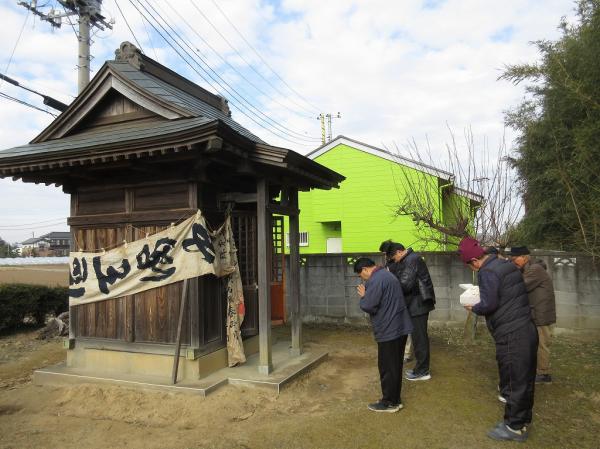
<box><xmin>306</xmin><ymin>135</ymin><xmax>454</xmax><ymax>180</ymax></box>
<box><xmin>453</xmin><ymin>186</ymin><xmax>484</xmax><ymax>203</ymax></box>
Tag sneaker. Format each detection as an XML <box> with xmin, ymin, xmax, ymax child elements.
<box><xmin>498</xmin><ymin>395</ymin><xmax>507</xmax><ymax>404</ymax></box>
<box><xmin>367</xmin><ymin>401</ymin><xmax>403</xmax><ymax>413</ymax></box>
<box><xmin>535</xmin><ymin>374</ymin><xmax>552</xmax><ymax>384</ymax></box>
<box><xmin>405</xmin><ymin>370</ymin><xmax>431</xmax><ymax>381</ymax></box>
<box><xmin>487</xmin><ymin>422</ymin><xmax>528</xmax><ymax>442</ymax></box>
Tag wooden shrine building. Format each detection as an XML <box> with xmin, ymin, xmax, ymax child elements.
<box><xmin>0</xmin><ymin>42</ymin><xmax>344</xmax><ymax>380</ymax></box>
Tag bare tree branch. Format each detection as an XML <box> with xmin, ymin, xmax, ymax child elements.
<box><xmin>387</xmin><ymin>128</ymin><xmax>523</xmax><ymax>249</ymax></box>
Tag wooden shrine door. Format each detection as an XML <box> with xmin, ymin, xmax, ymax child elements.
<box><xmin>232</xmin><ymin>212</ymin><xmax>286</xmax><ymax>336</ymax></box>
<box><xmin>271</xmin><ymin>216</ymin><xmax>286</xmax><ymax>323</ymax></box>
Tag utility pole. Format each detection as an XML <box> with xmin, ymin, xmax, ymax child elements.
<box><xmin>317</xmin><ymin>114</ymin><xmax>326</xmax><ymax>145</ymax></box>
<box><xmin>18</xmin><ymin>1</ymin><xmax>113</xmax><ymax>94</ymax></box>
<box><xmin>317</xmin><ymin>112</ymin><xmax>341</xmax><ymax>145</ymax></box>
<box><xmin>78</xmin><ymin>10</ymin><xmax>91</xmax><ymax>91</ymax></box>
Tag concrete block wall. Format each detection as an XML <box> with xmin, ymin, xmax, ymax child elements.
<box><xmin>286</xmin><ymin>252</ymin><xmax>600</xmax><ymax>330</ymax></box>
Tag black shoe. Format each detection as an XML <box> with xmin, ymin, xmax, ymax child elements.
<box><xmin>487</xmin><ymin>422</ymin><xmax>528</xmax><ymax>442</ymax></box>
<box><xmin>535</xmin><ymin>374</ymin><xmax>552</xmax><ymax>384</ymax></box>
<box><xmin>367</xmin><ymin>401</ymin><xmax>403</xmax><ymax>413</ymax></box>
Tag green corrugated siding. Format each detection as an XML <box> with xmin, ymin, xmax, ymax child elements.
<box><xmin>288</xmin><ymin>143</ymin><xmax>445</xmax><ymax>254</ymax></box>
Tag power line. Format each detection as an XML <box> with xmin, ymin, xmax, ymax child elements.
<box><xmin>139</xmin><ymin>0</ymin><xmax>319</xmax><ymax>144</ymax></box>
<box><xmin>209</xmin><ymin>0</ymin><xmax>322</xmax><ymax>115</ymax></box>
<box><xmin>130</xmin><ymin>0</ymin><xmax>316</xmax><ymax>146</ymax></box>
<box><xmin>190</xmin><ymin>0</ymin><xmax>318</xmax><ymax>117</ymax></box>
<box><xmin>0</xmin><ymin>217</ymin><xmax>68</xmax><ymax>227</ymax></box>
<box><xmin>114</xmin><ymin>0</ymin><xmax>144</xmax><ymax>53</ymax></box>
<box><xmin>18</xmin><ymin>0</ymin><xmax>114</xmax><ymax>93</ymax></box>
<box><xmin>134</xmin><ymin>0</ymin><xmax>159</xmax><ymax>60</ymax></box>
<box><xmin>0</xmin><ymin>220</ymin><xmax>67</xmax><ymax>230</ymax></box>
<box><xmin>0</xmin><ymin>73</ymin><xmax>69</xmax><ymax>111</ymax></box>
<box><xmin>0</xmin><ymin>9</ymin><xmax>30</xmax><ymax>91</ymax></box>
<box><xmin>159</xmin><ymin>1</ymin><xmax>319</xmax><ymax>128</ymax></box>
<box><xmin>0</xmin><ymin>91</ymin><xmax>57</xmax><ymax>116</ymax></box>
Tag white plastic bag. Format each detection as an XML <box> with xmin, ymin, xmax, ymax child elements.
<box><xmin>459</xmin><ymin>283</ymin><xmax>480</xmax><ymax>306</ymax></box>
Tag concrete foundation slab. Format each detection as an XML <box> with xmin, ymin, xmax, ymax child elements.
<box><xmin>34</xmin><ymin>340</ymin><xmax>327</xmax><ymax>396</ymax></box>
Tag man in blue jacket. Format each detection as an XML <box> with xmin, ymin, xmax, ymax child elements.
<box><xmin>355</xmin><ymin>257</ymin><xmax>413</xmax><ymax>413</ymax></box>
<box><xmin>458</xmin><ymin>237</ymin><xmax>537</xmax><ymax>442</ymax></box>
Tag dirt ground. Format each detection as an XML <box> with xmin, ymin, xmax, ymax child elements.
<box><xmin>0</xmin><ymin>324</ymin><xmax>599</xmax><ymax>449</ymax></box>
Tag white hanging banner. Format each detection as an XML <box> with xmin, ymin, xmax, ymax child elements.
<box><xmin>69</xmin><ymin>211</ymin><xmax>228</xmax><ymax>305</ymax></box>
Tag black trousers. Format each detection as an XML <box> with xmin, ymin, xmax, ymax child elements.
<box><xmin>411</xmin><ymin>313</ymin><xmax>430</xmax><ymax>375</ymax></box>
<box><xmin>377</xmin><ymin>335</ymin><xmax>408</xmax><ymax>406</ymax></box>
<box><xmin>496</xmin><ymin>321</ymin><xmax>538</xmax><ymax>429</ymax></box>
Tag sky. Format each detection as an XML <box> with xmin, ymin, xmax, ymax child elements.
<box><xmin>0</xmin><ymin>0</ymin><xmax>576</xmax><ymax>243</ymax></box>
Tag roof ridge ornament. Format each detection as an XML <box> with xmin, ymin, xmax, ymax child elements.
<box><xmin>115</xmin><ymin>41</ymin><xmax>144</xmax><ymax>70</ymax></box>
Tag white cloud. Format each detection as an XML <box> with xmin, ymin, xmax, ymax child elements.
<box><xmin>0</xmin><ymin>0</ymin><xmax>576</xmax><ymax>242</ymax></box>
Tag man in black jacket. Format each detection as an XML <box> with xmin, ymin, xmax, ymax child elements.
<box><xmin>380</xmin><ymin>240</ymin><xmax>436</xmax><ymax>381</ymax></box>
<box><xmin>458</xmin><ymin>236</ymin><xmax>538</xmax><ymax>443</ymax></box>
<box><xmin>355</xmin><ymin>257</ymin><xmax>413</xmax><ymax>413</ymax></box>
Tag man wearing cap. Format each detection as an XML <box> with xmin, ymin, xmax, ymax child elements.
<box><xmin>354</xmin><ymin>257</ymin><xmax>413</xmax><ymax>413</ymax></box>
<box><xmin>458</xmin><ymin>236</ymin><xmax>538</xmax><ymax>443</ymax></box>
<box><xmin>507</xmin><ymin>246</ymin><xmax>556</xmax><ymax>384</ymax></box>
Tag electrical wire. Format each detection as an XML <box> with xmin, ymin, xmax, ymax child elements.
<box><xmin>130</xmin><ymin>0</ymin><xmax>315</xmax><ymax>147</ymax></box>
<box><xmin>0</xmin><ymin>9</ymin><xmax>30</xmax><ymax>91</ymax></box>
<box><xmin>0</xmin><ymin>92</ymin><xmax>57</xmax><ymax>116</ymax></box>
<box><xmin>159</xmin><ymin>1</ymin><xmax>319</xmax><ymax>128</ymax></box>
<box><xmin>190</xmin><ymin>0</ymin><xmax>318</xmax><ymax>118</ymax></box>
<box><xmin>135</xmin><ymin>1</ymin><xmax>159</xmax><ymax>60</ymax></box>
<box><xmin>64</xmin><ymin>8</ymin><xmax>80</xmax><ymax>39</ymax></box>
<box><xmin>139</xmin><ymin>0</ymin><xmax>319</xmax><ymax>144</ymax></box>
<box><xmin>209</xmin><ymin>0</ymin><xmax>322</xmax><ymax>115</ymax></box>
<box><xmin>0</xmin><ymin>217</ymin><xmax>68</xmax><ymax>228</ymax></box>
<box><xmin>0</xmin><ymin>220</ymin><xmax>67</xmax><ymax>231</ymax></box>
<box><xmin>114</xmin><ymin>1</ymin><xmax>144</xmax><ymax>53</ymax></box>
<box><xmin>157</xmin><ymin>2</ymin><xmax>319</xmax><ymax>141</ymax></box>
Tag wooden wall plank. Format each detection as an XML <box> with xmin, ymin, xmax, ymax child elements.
<box><xmin>133</xmin><ymin>183</ymin><xmax>190</xmax><ymax>211</ymax></box>
<box><xmin>73</xmin><ymin>226</ymin><xmax>127</xmax><ymax>339</ymax></box>
<box><xmin>77</xmin><ymin>189</ymin><xmax>126</xmax><ymax>215</ymax></box>
<box><xmin>70</xmin><ymin>181</ymin><xmax>220</xmax><ymax>350</ymax></box>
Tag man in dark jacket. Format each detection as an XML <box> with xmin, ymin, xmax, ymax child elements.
<box><xmin>355</xmin><ymin>257</ymin><xmax>413</xmax><ymax>413</ymax></box>
<box><xmin>380</xmin><ymin>240</ymin><xmax>435</xmax><ymax>381</ymax></box>
<box><xmin>508</xmin><ymin>246</ymin><xmax>556</xmax><ymax>384</ymax></box>
<box><xmin>459</xmin><ymin>237</ymin><xmax>538</xmax><ymax>443</ymax></box>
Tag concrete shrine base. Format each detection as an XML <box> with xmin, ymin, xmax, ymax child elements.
<box><xmin>34</xmin><ymin>340</ymin><xmax>327</xmax><ymax>396</ymax></box>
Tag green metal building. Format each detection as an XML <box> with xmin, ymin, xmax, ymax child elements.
<box><xmin>286</xmin><ymin>136</ymin><xmax>480</xmax><ymax>254</ymax></box>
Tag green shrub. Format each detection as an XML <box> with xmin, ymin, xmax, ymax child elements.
<box><xmin>0</xmin><ymin>284</ymin><xmax>68</xmax><ymax>331</ymax></box>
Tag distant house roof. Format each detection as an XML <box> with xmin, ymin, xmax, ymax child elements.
<box><xmin>307</xmin><ymin>135</ymin><xmax>482</xmax><ymax>203</ymax></box>
<box><xmin>21</xmin><ymin>237</ymin><xmax>49</xmax><ymax>245</ymax></box>
<box><xmin>307</xmin><ymin>135</ymin><xmax>454</xmax><ymax>180</ymax></box>
<box><xmin>454</xmin><ymin>186</ymin><xmax>484</xmax><ymax>203</ymax></box>
<box><xmin>41</xmin><ymin>232</ymin><xmax>71</xmax><ymax>239</ymax></box>
<box><xmin>21</xmin><ymin>237</ymin><xmax>41</xmax><ymax>245</ymax></box>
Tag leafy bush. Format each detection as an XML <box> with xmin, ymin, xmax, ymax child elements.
<box><xmin>0</xmin><ymin>284</ymin><xmax>68</xmax><ymax>331</ymax></box>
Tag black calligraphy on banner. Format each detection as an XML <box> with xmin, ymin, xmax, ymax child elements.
<box><xmin>69</xmin><ymin>257</ymin><xmax>88</xmax><ymax>298</ymax></box>
<box><xmin>93</xmin><ymin>257</ymin><xmax>131</xmax><ymax>295</ymax></box>
<box><xmin>136</xmin><ymin>237</ymin><xmax>177</xmax><ymax>282</ymax></box>
<box><xmin>182</xmin><ymin>223</ymin><xmax>216</xmax><ymax>263</ymax></box>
